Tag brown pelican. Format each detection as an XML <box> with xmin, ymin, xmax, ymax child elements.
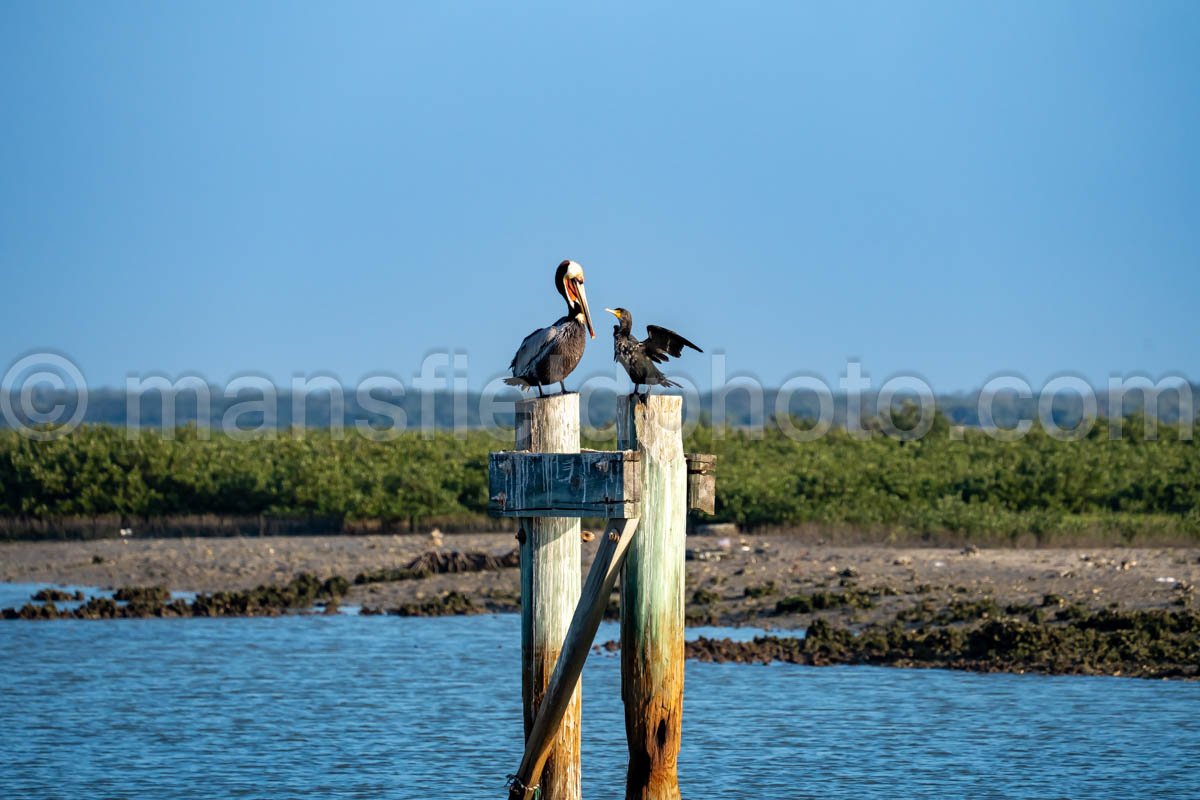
<box><xmin>605</xmin><ymin>307</ymin><xmax>702</xmax><ymax>398</ymax></box>
<box><xmin>504</xmin><ymin>260</ymin><xmax>595</xmax><ymax>397</ymax></box>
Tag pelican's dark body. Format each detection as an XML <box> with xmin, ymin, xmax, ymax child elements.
<box><xmin>505</xmin><ymin>260</ymin><xmax>595</xmax><ymax>397</ymax></box>
<box><xmin>607</xmin><ymin>307</ymin><xmax>702</xmax><ymax>396</ymax></box>
<box><xmin>508</xmin><ymin>314</ymin><xmax>589</xmax><ymax>391</ymax></box>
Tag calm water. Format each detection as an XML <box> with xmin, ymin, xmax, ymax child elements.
<box><xmin>2</xmin><ymin>584</ymin><xmax>1198</xmax><ymax>799</ymax></box>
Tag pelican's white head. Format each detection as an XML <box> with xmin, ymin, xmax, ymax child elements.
<box><xmin>554</xmin><ymin>259</ymin><xmax>594</xmax><ymax>338</ymax></box>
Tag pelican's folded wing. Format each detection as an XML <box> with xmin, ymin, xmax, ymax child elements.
<box><xmin>510</xmin><ymin>321</ymin><xmax>563</xmax><ymax>377</ymax></box>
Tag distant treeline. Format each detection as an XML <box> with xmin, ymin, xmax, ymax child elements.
<box><xmin>2</xmin><ymin>382</ymin><xmax>1195</xmax><ymax>431</ymax></box>
<box><xmin>1</xmin><ymin>415</ymin><xmax>1197</xmax><ymax>544</ymax></box>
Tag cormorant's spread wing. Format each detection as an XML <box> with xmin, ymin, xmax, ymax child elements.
<box><xmin>643</xmin><ymin>325</ymin><xmax>703</xmax><ymax>364</ymax></box>
<box><xmin>510</xmin><ymin>320</ymin><xmax>564</xmax><ymax>377</ymax></box>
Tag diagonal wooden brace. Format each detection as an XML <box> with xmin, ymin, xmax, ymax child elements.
<box><xmin>507</xmin><ymin>516</ymin><xmax>641</xmax><ymax>800</ymax></box>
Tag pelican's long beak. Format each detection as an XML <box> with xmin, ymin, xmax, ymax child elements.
<box><xmin>576</xmin><ymin>281</ymin><xmax>595</xmax><ymax>338</ymax></box>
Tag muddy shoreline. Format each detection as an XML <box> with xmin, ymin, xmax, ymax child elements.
<box><xmin>2</xmin><ymin>532</ymin><xmax>1196</xmax><ymax>677</ymax></box>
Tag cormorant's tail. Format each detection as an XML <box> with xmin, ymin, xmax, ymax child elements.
<box><xmin>660</xmin><ymin>377</ymin><xmax>681</xmax><ymax>389</ymax></box>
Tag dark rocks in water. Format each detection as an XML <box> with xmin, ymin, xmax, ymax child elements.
<box><xmin>75</xmin><ymin>598</ymin><xmax>122</xmax><ymax>619</ymax></box>
<box><xmin>380</xmin><ymin>589</ymin><xmax>518</xmax><ymax>617</ymax></box>
<box><xmin>683</xmin><ymin>608</ymin><xmax>1200</xmax><ymax>680</ymax></box>
<box><xmin>71</xmin><ymin>595</ymin><xmax>192</xmax><ymax>619</ymax></box>
<box><xmin>684</xmin><ymin>635</ymin><xmax>805</xmax><ymax>666</ymax></box>
<box><xmin>5</xmin><ymin>601</ymin><xmax>64</xmax><ymax>620</ymax></box>
<box><xmin>354</xmin><ymin>549</ymin><xmax>520</xmax><ymax>585</ymax></box>
<box><xmin>113</xmin><ymin>586</ymin><xmax>170</xmax><ymax>604</ymax></box>
<box><xmin>388</xmin><ymin>590</ymin><xmax>478</xmax><ymax>617</ymax></box>
<box><xmin>190</xmin><ymin>573</ymin><xmax>348</xmax><ymax>617</ymax></box>
<box><xmin>2</xmin><ymin>573</ymin><xmax>350</xmax><ymax>620</ymax></box>
<box><xmin>31</xmin><ymin>588</ymin><xmax>84</xmax><ymax>603</ymax></box>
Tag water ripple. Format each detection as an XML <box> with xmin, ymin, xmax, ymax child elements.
<box><xmin>1</xmin><ymin>612</ymin><xmax>1197</xmax><ymax>798</ymax></box>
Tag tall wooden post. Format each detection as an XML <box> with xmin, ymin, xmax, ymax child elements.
<box><xmin>516</xmin><ymin>394</ymin><xmax>581</xmax><ymax>800</ymax></box>
<box><xmin>617</xmin><ymin>395</ymin><xmax>686</xmax><ymax>800</ymax></box>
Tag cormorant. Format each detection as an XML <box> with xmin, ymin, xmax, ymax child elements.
<box><xmin>504</xmin><ymin>260</ymin><xmax>595</xmax><ymax>397</ymax></box>
<box><xmin>604</xmin><ymin>307</ymin><xmax>702</xmax><ymax>397</ymax></box>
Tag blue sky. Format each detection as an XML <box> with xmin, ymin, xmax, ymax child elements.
<box><xmin>1</xmin><ymin>1</ymin><xmax>1196</xmax><ymax>393</ymax></box>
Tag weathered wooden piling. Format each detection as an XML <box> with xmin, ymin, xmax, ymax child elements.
<box><xmin>489</xmin><ymin>393</ymin><xmax>712</xmax><ymax>799</ymax></box>
<box><xmin>617</xmin><ymin>395</ymin><xmax>686</xmax><ymax>800</ymax></box>
<box><xmin>515</xmin><ymin>395</ymin><xmax>582</xmax><ymax>800</ymax></box>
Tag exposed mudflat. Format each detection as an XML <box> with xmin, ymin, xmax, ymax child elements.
<box><xmin>1</xmin><ymin>532</ymin><xmax>1195</xmax><ymax>626</ymax></box>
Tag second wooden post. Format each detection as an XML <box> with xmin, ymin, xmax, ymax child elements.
<box><xmin>617</xmin><ymin>395</ymin><xmax>686</xmax><ymax>800</ymax></box>
<box><xmin>517</xmin><ymin>394</ymin><xmax>582</xmax><ymax>799</ymax></box>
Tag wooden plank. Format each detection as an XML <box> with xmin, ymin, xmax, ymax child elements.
<box><xmin>685</xmin><ymin>453</ymin><xmax>716</xmax><ymax>515</ymax></box>
<box><xmin>516</xmin><ymin>394</ymin><xmax>582</xmax><ymax>800</ymax></box>
<box><xmin>618</xmin><ymin>396</ymin><xmax>686</xmax><ymax>800</ymax></box>
<box><xmin>489</xmin><ymin>450</ymin><xmax>641</xmax><ymax>518</ymax></box>
<box><xmin>507</xmin><ymin>517</ymin><xmax>641</xmax><ymax>800</ymax></box>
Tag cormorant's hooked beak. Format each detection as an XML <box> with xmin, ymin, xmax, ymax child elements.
<box><xmin>573</xmin><ymin>279</ymin><xmax>595</xmax><ymax>339</ymax></box>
